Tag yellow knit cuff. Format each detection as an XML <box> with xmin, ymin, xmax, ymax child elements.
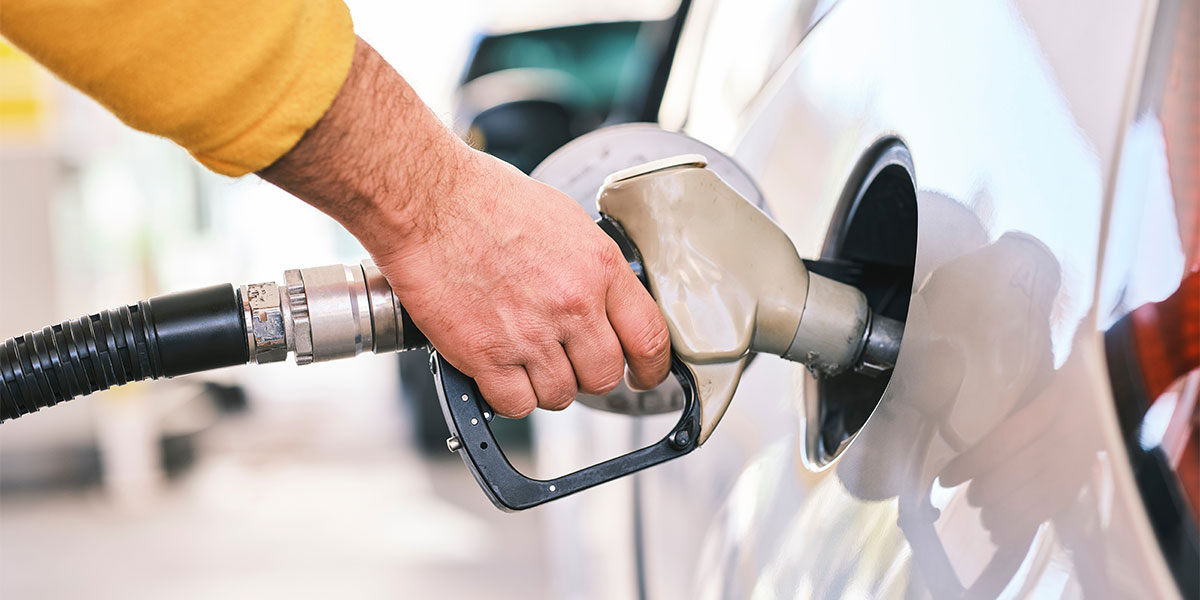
<box><xmin>191</xmin><ymin>0</ymin><xmax>355</xmax><ymax>176</ymax></box>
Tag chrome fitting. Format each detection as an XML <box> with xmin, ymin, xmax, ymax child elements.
<box><xmin>241</xmin><ymin>281</ymin><xmax>288</xmax><ymax>364</ymax></box>
<box><xmin>239</xmin><ymin>260</ymin><xmax>416</xmax><ymax>367</ymax></box>
<box><xmin>284</xmin><ymin>269</ymin><xmax>313</xmax><ymax>364</ymax></box>
<box><xmin>292</xmin><ymin>263</ymin><xmax>373</xmax><ymax>363</ymax></box>
<box><xmin>361</xmin><ymin>259</ymin><xmax>402</xmax><ymax>353</ymax></box>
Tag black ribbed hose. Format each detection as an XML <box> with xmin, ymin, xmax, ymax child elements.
<box><xmin>0</xmin><ymin>284</ymin><xmax>248</xmax><ymax>422</ymax></box>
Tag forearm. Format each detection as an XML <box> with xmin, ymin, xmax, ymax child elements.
<box><xmin>259</xmin><ymin>37</ymin><xmax>471</xmax><ymax>252</ymax></box>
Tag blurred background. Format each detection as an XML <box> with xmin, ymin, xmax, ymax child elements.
<box><xmin>0</xmin><ymin>1</ymin><xmax>683</xmax><ymax>597</ymax></box>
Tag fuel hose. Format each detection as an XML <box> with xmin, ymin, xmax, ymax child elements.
<box><xmin>0</xmin><ymin>260</ymin><xmax>427</xmax><ymax>422</ymax></box>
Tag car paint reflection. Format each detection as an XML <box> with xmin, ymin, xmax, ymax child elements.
<box><xmin>640</xmin><ymin>0</ymin><xmax>1176</xmax><ymax>596</ymax></box>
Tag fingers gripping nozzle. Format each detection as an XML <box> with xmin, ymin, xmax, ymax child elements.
<box><xmin>597</xmin><ymin>155</ymin><xmax>903</xmax><ymax>443</ymax></box>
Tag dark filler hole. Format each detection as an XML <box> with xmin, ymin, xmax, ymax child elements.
<box><xmin>804</xmin><ymin>141</ymin><xmax>917</xmax><ymax>463</ymax></box>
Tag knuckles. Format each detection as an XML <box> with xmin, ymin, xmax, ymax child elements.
<box><xmin>504</xmin><ymin>398</ymin><xmax>537</xmax><ymax>419</ymax></box>
<box><xmin>583</xmin><ymin>370</ymin><xmax>623</xmax><ymax>396</ymax></box>
<box><xmin>547</xmin><ymin>240</ymin><xmax>624</xmax><ymax>321</ymax></box>
<box><xmin>594</xmin><ymin>239</ymin><xmax>626</xmax><ymax>279</ymax></box>
<box><xmin>539</xmin><ymin>391</ymin><xmax>575</xmax><ymax>411</ymax></box>
<box><xmin>476</xmin><ymin>369</ymin><xmax>537</xmax><ymax>419</ymax></box>
<box><xmin>535</xmin><ymin>367</ymin><xmax>578</xmax><ymax>411</ymax></box>
<box><xmin>553</xmin><ymin>284</ymin><xmax>595</xmax><ymax>319</ymax></box>
<box><xmin>576</xmin><ymin>347</ymin><xmax>625</xmax><ymax>395</ymax></box>
<box><xmin>467</xmin><ymin>333</ymin><xmax>520</xmax><ymax>367</ymax></box>
<box><xmin>630</xmin><ymin>317</ymin><xmax>671</xmax><ymax>364</ymax></box>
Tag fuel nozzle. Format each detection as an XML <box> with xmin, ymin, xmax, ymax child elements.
<box><xmin>597</xmin><ymin>155</ymin><xmax>903</xmax><ymax>443</ymax></box>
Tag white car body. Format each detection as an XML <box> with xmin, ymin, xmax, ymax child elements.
<box><xmin>534</xmin><ymin>0</ymin><xmax>1193</xmax><ymax>597</ymax></box>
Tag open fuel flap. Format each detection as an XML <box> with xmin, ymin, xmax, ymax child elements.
<box><xmin>802</xmin><ymin>139</ymin><xmax>918</xmax><ymax>468</ymax></box>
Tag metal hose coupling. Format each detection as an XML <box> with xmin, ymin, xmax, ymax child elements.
<box><xmin>240</xmin><ymin>259</ymin><xmax>427</xmax><ymax>366</ymax></box>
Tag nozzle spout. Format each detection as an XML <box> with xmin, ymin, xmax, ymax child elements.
<box><xmin>858</xmin><ymin>313</ymin><xmax>904</xmax><ymax>376</ymax></box>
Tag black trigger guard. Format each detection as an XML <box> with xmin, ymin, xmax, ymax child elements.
<box><xmin>432</xmin><ymin>351</ymin><xmax>701</xmax><ymax>511</ymax></box>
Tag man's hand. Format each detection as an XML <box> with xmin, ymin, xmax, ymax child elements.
<box><xmin>378</xmin><ymin>152</ymin><xmax>671</xmax><ymax>416</ymax></box>
<box><xmin>260</xmin><ymin>38</ymin><xmax>671</xmax><ymax>417</ymax></box>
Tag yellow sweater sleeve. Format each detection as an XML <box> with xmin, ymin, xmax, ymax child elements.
<box><xmin>0</xmin><ymin>0</ymin><xmax>355</xmax><ymax>176</ymax></box>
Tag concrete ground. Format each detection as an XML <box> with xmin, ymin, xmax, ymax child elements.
<box><xmin>0</xmin><ymin>360</ymin><xmax>548</xmax><ymax>600</ymax></box>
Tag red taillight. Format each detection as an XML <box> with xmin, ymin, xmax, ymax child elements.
<box><xmin>1129</xmin><ymin>271</ymin><xmax>1200</xmax><ymax>520</ymax></box>
<box><xmin>1131</xmin><ymin>272</ymin><xmax>1199</xmax><ymax>401</ymax></box>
